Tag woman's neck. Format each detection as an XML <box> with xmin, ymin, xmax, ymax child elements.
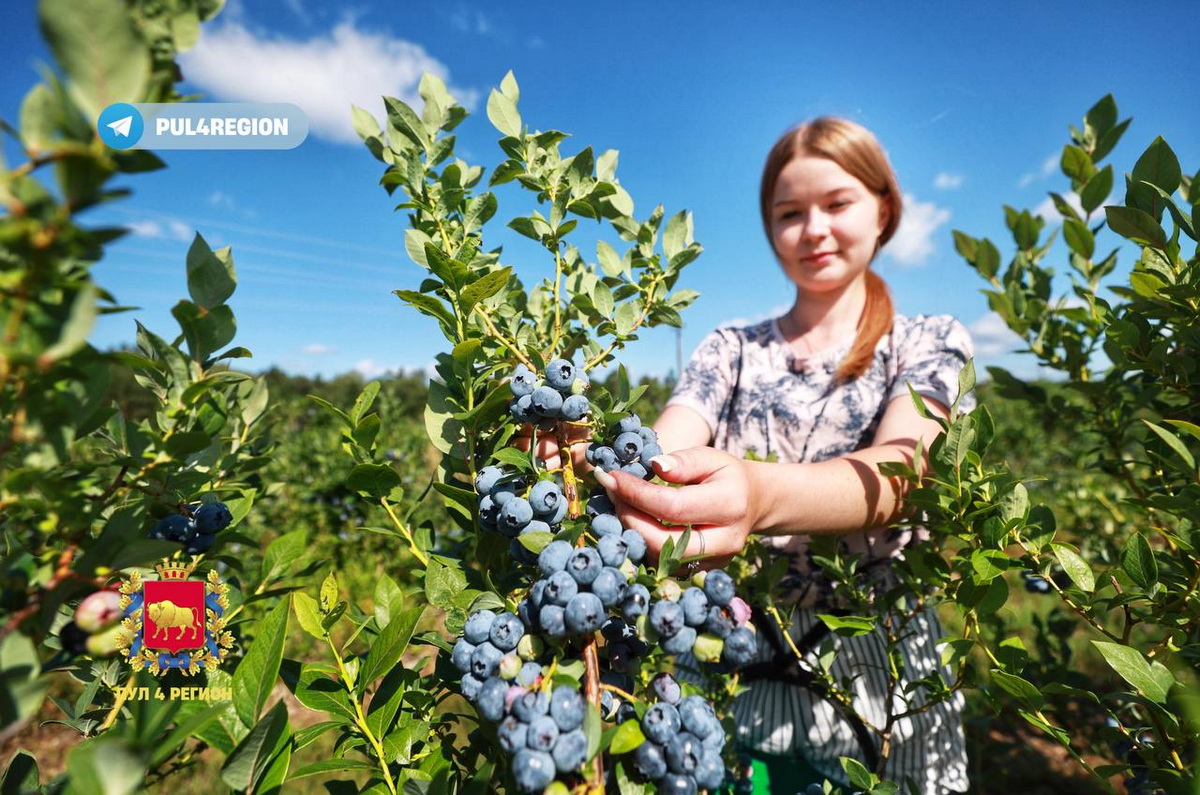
<box><xmin>779</xmin><ymin>276</ymin><xmax>868</xmax><ymax>349</ymax></box>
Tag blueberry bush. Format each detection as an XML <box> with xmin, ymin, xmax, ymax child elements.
<box><xmin>3</xmin><ymin>0</ymin><xmax>1197</xmax><ymax>791</ymax></box>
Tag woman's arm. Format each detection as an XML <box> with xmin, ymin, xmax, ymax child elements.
<box><xmin>595</xmin><ymin>394</ymin><xmax>951</xmax><ymax>563</ymax></box>
<box><xmin>652</xmin><ymin>404</ymin><xmax>713</xmax><ymax>454</ymax></box>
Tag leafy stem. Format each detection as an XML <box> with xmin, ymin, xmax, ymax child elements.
<box><xmin>381</xmin><ymin>497</ymin><xmax>428</xmax><ymax>568</ymax></box>
<box><xmin>330</xmin><ymin>635</ymin><xmax>398</xmax><ymax>795</ymax></box>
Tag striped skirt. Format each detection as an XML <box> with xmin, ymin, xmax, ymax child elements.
<box><xmin>683</xmin><ymin>605</ymin><xmax>969</xmax><ymax>794</ymax></box>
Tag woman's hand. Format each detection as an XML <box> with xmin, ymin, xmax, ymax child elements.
<box><xmin>511</xmin><ymin>422</ymin><xmax>593</xmax><ymax>471</ymax></box>
<box><xmin>592</xmin><ymin>447</ymin><xmax>763</xmax><ymax>568</ymax></box>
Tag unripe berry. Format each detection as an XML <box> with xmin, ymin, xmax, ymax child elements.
<box><xmin>85</xmin><ymin>623</ymin><xmax>125</xmax><ymax>658</ymax></box>
<box><xmin>74</xmin><ymin>590</ymin><xmax>123</xmax><ymax>634</ymax></box>
<box><xmin>692</xmin><ymin>633</ymin><xmax>725</xmax><ymax>663</ymax></box>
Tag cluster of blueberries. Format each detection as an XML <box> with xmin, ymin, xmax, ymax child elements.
<box><xmin>475</xmin><ymin>466</ymin><xmax>575</xmax><ymax>565</ymax></box>
<box><xmin>629</xmin><ymin>671</ymin><xmax>728</xmax><ymax>792</ymax></box>
<box><xmin>643</xmin><ymin>570</ymin><xmax>758</xmax><ymax>669</ymax></box>
<box><xmin>515</xmin><ymin>492</ymin><xmax>647</xmax><ymax>639</ymax></box>
<box><xmin>451</xmin><ymin>607</ymin><xmax>589</xmax><ymax>792</ymax></box>
<box><xmin>460</xmin><ymin>365</ymin><xmax>762</xmax><ymax>792</ymax></box>
<box><xmin>586</xmin><ymin>414</ymin><xmax>664</xmax><ymax>481</ymax></box>
<box><xmin>509</xmin><ymin>358</ymin><xmax>591</xmax><ymax>427</ymax></box>
<box><xmin>147</xmin><ymin>500</ymin><xmax>232</xmax><ymax>555</ymax></box>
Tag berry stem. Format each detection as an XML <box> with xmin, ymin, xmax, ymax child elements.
<box><xmin>582</xmin><ymin>635</ymin><xmax>604</xmax><ymax>790</ymax></box>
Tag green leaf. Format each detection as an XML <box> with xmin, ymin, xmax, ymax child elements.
<box><xmin>19</xmin><ymin>83</ymin><xmax>57</xmax><ymax>152</ymax></box>
<box><xmin>320</xmin><ymin>572</ymin><xmax>339</xmax><ymax>613</ymax></box>
<box><xmin>291</xmin><ymin>592</ymin><xmax>326</xmax><ymax>640</ymax></box>
<box><xmin>1085</xmin><ymin>95</ymin><xmax>1117</xmax><ymax>136</ymax></box>
<box><xmin>970</xmin><ymin>550</ymin><xmax>1009</xmax><ymax>582</ymax></box>
<box><xmin>425</xmin><ymin>557</ymin><xmax>467</xmax><ymax>610</ymax></box>
<box><xmin>989</xmin><ymin>670</ymin><xmax>1045</xmax><ymax>710</ymax></box>
<box><xmin>487</xmin><ymin>89</ymin><xmax>522</xmax><ymax>138</ymax></box>
<box><xmin>582</xmin><ymin>700</ymin><xmax>603</xmax><ymax>761</ymax></box>
<box><xmin>1062</xmin><ymin>218</ymin><xmax>1095</xmax><ymax>259</ymax></box>
<box><xmin>1105</xmin><ymin>206</ymin><xmax>1166</xmax><ymax>248</ymax></box>
<box><xmin>374</xmin><ymin>573</ymin><xmax>405</xmax><ymax>630</ymax></box>
<box><xmin>64</xmin><ymin>736</ymin><xmax>144</xmax><ymax>795</ymax></box>
<box><xmin>614</xmin><ymin>301</ymin><xmax>638</xmax><ymax>336</ymax></box>
<box><xmin>461</xmin><ymin>267</ymin><xmax>512</xmax><ymax>311</ymax></box>
<box><xmin>841</xmin><ymin>757</ymin><xmax>874</xmax><ymax>790</ymax></box>
<box><xmin>817</xmin><ymin>614</ymin><xmax>876</xmax><ymax>636</ymax></box>
<box><xmin>347</xmin><ymin>463</ymin><xmax>402</xmax><ymax>499</ymax></box>
<box><xmin>351</xmin><ymin>104</ymin><xmax>381</xmax><ymax>141</ymax></box>
<box><xmin>1121</xmin><ymin>533</ymin><xmax>1158</xmax><ymax>589</ymax></box>
<box><xmin>261</xmin><ymin>529</ymin><xmax>308</xmax><ymax>583</ymax></box>
<box><xmin>609</xmin><ymin>720</ymin><xmax>646</xmax><ymax>755</ymax></box>
<box><xmin>185</xmin><ymin>233</ymin><xmax>237</xmax><ymax>310</ymax></box>
<box><xmin>1051</xmin><ymin>543</ymin><xmax>1095</xmax><ymax>592</ymax></box>
<box><xmin>0</xmin><ymin>633</ymin><xmax>49</xmax><ymax>736</ymax></box>
<box><xmin>220</xmin><ymin>701</ymin><xmax>290</xmax><ymax>791</ymax></box>
<box><xmin>1131</xmin><ymin>136</ymin><xmax>1181</xmax><ymax>195</ymax></box>
<box><xmin>1143</xmin><ymin>420</ymin><xmax>1196</xmax><ymax>470</ymax></box>
<box><xmin>1092</xmin><ymin>642</ymin><xmax>1174</xmax><ymax>704</ymax></box>
<box><xmin>350</xmin><ymin>381</ymin><xmax>381</xmax><ymax>425</ymax></box>
<box><xmin>1079</xmin><ymin>166</ymin><xmax>1113</xmax><ymax>215</ymax></box>
<box><xmin>289</xmin><ymin>759</ymin><xmax>377</xmax><ymax>780</ymax></box>
<box><xmin>1060</xmin><ymin>145</ymin><xmax>1093</xmax><ymax>182</ymax></box>
<box><xmin>975</xmin><ymin>238</ymin><xmax>1000</xmax><ymax>279</ymax></box>
<box><xmin>232</xmin><ymin>599</ymin><xmax>289</xmax><ymax>727</ymax></box>
<box><xmin>662</xmin><ymin>211</ymin><xmax>690</xmax><ymax>261</ymax></box>
<box><xmin>38</xmin><ymin>0</ymin><xmax>150</xmax><ymax>122</ymax></box>
<box><xmin>1</xmin><ymin>750</ymin><xmax>40</xmax><ymax>794</ymax></box>
<box><xmin>356</xmin><ymin>605</ymin><xmax>425</xmax><ymax>696</ymax></box>
<box><xmin>597</xmin><ymin>241</ymin><xmax>623</xmax><ymax>278</ymax></box>
<box><xmin>517</xmin><ymin>531</ymin><xmax>555</xmax><ymax>554</ymax></box>
<box><xmin>384</xmin><ymin>97</ymin><xmax>428</xmax><ymax>151</ymax></box>
<box><xmin>424</xmin><ymin>380</ymin><xmax>465</xmax><ymax>457</ymax></box>
<box><xmin>394</xmin><ymin>290</ymin><xmax>455</xmax><ymax>333</ymax></box>
<box><xmin>39</xmin><ymin>283</ymin><xmax>97</xmax><ymax>364</ymax></box>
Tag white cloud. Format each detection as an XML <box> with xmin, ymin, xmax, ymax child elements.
<box><xmin>969</xmin><ymin>313</ymin><xmax>1023</xmax><ymax>358</ymax></box>
<box><xmin>126</xmin><ymin>219</ymin><xmax>193</xmax><ymax>241</ymax></box>
<box><xmin>717</xmin><ymin>304</ymin><xmax>792</xmax><ymax>330</ymax></box>
<box><xmin>1019</xmin><ymin>153</ymin><xmax>1059</xmax><ymax>188</ymax></box>
<box><xmin>354</xmin><ymin>358</ymin><xmax>398</xmax><ymax>378</ymax></box>
<box><xmin>181</xmin><ymin>20</ymin><xmax>469</xmax><ymax>144</ymax></box>
<box><xmin>448</xmin><ymin>5</ymin><xmax>494</xmax><ymax>35</ymax></box>
<box><xmin>885</xmin><ymin>194</ymin><xmax>951</xmax><ymax>267</ymax></box>
<box><xmin>127</xmin><ymin>220</ymin><xmax>163</xmax><ymax>238</ymax></box>
<box><xmin>302</xmin><ymin>343</ymin><xmax>336</xmax><ymax>355</ymax></box>
<box><xmin>933</xmin><ymin>172</ymin><xmax>963</xmax><ymax>190</ymax></box>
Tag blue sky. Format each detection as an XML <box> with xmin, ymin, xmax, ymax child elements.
<box><xmin>2</xmin><ymin>1</ymin><xmax>1196</xmax><ymax>382</ymax></box>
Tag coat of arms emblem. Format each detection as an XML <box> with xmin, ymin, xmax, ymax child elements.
<box><xmin>118</xmin><ymin>559</ymin><xmax>234</xmax><ymax>675</ymax></box>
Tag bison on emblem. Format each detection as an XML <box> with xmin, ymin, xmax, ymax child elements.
<box><xmin>147</xmin><ymin>599</ymin><xmax>202</xmax><ymax>642</ymax></box>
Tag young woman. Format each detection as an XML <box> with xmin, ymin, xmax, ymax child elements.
<box><xmin>591</xmin><ymin>117</ymin><xmax>973</xmax><ymax>793</ymax></box>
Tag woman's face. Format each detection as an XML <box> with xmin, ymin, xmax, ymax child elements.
<box><xmin>769</xmin><ymin>154</ymin><xmax>890</xmax><ymax>296</ymax></box>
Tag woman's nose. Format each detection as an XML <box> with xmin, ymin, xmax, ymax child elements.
<box><xmin>800</xmin><ymin>210</ymin><xmax>830</xmax><ymax>240</ymax></box>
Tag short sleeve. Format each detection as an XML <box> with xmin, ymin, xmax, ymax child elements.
<box><xmin>885</xmin><ymin>315</ymin><xmax>976</xmax><ymax>413</ymax></box>
<box><xmin>665</xmin><ymin>328</ymin><xmax>740</xmax><ymax>437</ymax></box>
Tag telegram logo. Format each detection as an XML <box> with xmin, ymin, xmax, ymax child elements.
<box><xmin>98</xmin><ymin>103</ymin><xmax>144</xmax><ymax>149</ymax></box>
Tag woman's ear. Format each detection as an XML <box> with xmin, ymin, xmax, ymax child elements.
<box><xmin>877</xmin><ymin>195</ymin><xmax>893</xmax><ymax>237</ymax></box>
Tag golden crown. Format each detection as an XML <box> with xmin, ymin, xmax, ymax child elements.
<box><xmin>154</xmin><ymin>559</ymin><xmax>197</xmax><ymax>581</ymax></box>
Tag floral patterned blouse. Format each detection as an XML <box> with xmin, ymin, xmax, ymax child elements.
<box><xmin>666</xmin><ymin>313</ymin><xmax>975</xmax><ymax>607</ymax></box>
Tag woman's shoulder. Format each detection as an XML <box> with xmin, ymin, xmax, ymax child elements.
<box><xmin>888</xmin><ymin>313</ymin><xmax>975</xmax><ymax>359</ymax></box>
<box><xmin>705</xmin><ymin>317</ymin><xmax>777</xmax><ymax>349</ymax></box>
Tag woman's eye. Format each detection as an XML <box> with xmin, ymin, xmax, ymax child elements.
<box><xmin>828</xmin><ymin>200</ymin><xmax>849</xmax><ymax>210</ymax></box>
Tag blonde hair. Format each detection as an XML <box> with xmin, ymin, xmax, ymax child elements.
<box><xmin>759</xmin><ymin>117</ymin><xmax>902</xmax><ymax>381</ymax></box>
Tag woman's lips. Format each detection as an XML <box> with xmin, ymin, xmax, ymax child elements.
<box><xmin>801</xmin><ymin>251</ymin><xmax>836</xmax><ymax>264</ymax></box>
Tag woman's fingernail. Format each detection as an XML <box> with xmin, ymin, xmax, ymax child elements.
<box><xmin>594</xmin><ymin>468</ymin><xmax>616</xmax><ymax>489</ymax></box>
<box><xmin>650</xmin><ymin>455</ymin><xmax>676</xmax><ymax>473</ymax></box>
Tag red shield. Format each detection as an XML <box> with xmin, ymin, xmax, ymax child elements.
<box><xmin>143</xmin><ymin>580</ymin><xmax>206</xmax><ymax>653</ymax></box>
